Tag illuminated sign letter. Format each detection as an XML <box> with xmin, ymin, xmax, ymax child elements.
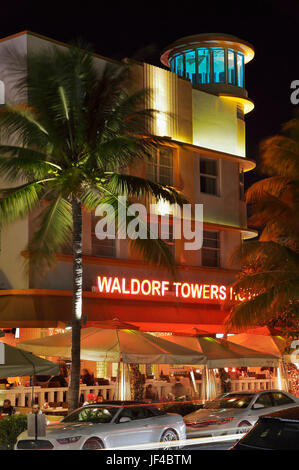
<box><xmin>131</xmin><ymin>279</ymin><xmax>140</xmax><ymax>294</ymax></box>
<box><xmin>97</xmin><ymin>276</ymin><xmax>112</xmax><ymax>293</ymax></box>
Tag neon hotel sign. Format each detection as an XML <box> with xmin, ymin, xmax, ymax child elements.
<box><xmin>97</xmin><ymin>276</ymin><xmax>247</xmax><ymax>302</ymax></box>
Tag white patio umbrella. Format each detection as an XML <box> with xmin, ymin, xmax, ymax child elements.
<box><xmin>0</xmin><ymin>342</ymin><xmax>59</xmax><ymax>377</ymax></box>
<box><xmin>0</xmin><ymin>341</ymin><xmax>59</xmax><ymax>406</ymax></box>
<box><xmin>17</xmin><ymin>328</ymin><xmax>207</xmax><ymax>400</ymax></box>
<box><xmin>164</xmin><ymin>335</ymin><xmax>281</xmax><ymax>400</ymax></box>
<box><xmin>226</xmin><ymin>333</ymin><xmax>289</xmax><ymax>391</ymax></box>
<box><xmin>17</xmin><ymin>328</ymin><xmax>206</xmax><ymax>364</ymax></box>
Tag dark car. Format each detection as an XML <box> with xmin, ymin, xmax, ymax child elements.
<box><xmin>230</xmin><ymin>405</ymin><xmax>299</xmax><ymax>450</ymax></box>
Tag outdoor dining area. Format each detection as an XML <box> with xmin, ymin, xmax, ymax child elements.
<box><xmin>0</xmin><ymin>325</ymin><xmax>291</xmax><ymax>418</ymax></box>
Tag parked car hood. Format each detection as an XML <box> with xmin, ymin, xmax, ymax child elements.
<box><xmin>184</xmin><ymin>407</ymin><xmax>245</xmax><ymax>423</ymax></box>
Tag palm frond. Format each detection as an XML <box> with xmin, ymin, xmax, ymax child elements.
<box><xmin>0</xmin><ymin>181</ymin><xmax>44</xmax><ymax>224</ymax></box>
<box><xmin>225</xmin><ymin>289</ymin><xmax>277</xmax><ymax>330</ymax></box>
<box><xmin>226</xmin><ymin>280</ymin><xmax>299</xmax><ymax>330</ymax></box>
<box><xmin>246</xmin><ymin>177</ymin><xmax>293</xmax><ymax>203</ymax></box>
<box><xmin>104</xmin><ymin>173</ymin><xmax>187</xmax><ymax>206</ymax></box>
<box><xmin>0</xmin><ymin>147</ymin><xmax>60</xmax><ymax>182</ymax></box>
<box><xmin>232</xmin><ymin>270</ymin><xmax>299</xmax><ymax>293</ymax></box>
<box><xmin>231</xmin><ymin>240</ymin><xmax>299</xmax><ymax>271</ymax></box>
<box><xmin>29</xmin><ymin>196</ymin><xmax>72</xmax><ymax>267</ymax></box>
<box><xmin>0</xmin><ymin>104</ymin><xmax>49</xmax><ymax>148</ymax></box>
<box><xmin>130</xmin><ymin>237</ymin><xmax>176</xmax><ymax>274</ymax></box>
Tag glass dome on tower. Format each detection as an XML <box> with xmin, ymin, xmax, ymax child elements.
<box><xmin>161</xmin><ymin>33</ymin><xmax>254</xmax><ymax>114</ymax></box>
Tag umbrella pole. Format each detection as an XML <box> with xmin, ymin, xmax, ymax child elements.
<box><xmin>120</xmin><ymin>359</ymin><xmax>124</xmax><ymax>401</ymax></box>
<box><xmin>31</xmin><ymin>376</ymin><xmax>34</xmax><ymax>407</ymax></box>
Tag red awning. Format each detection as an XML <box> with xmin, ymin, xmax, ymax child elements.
<box><xmin>0</xmin><ymin>289</ymin><xmax>229</xmax><ymax>330</ymax></box>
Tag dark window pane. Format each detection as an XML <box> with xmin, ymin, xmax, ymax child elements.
<box><xmin>255</xmin><ymin>393</ymin><xmax>273</xmax><ymax>408</ymax></box>
<box><xmin>198</xmin><ymin>49</ymin><xmax>210</xmax><ymax>84</ymax></box>
<box><xmin>203</xmin><ymin>231</ymin><xmax>218</xmax><ymax>240</ymax></box>
<box><xmin>91</xmin><ymin>213</ymin><xmax>116</xmax><ymax>257</ymax></box>
<box><xmin>185</xmin><ymin>50</ymin><xmax>196</xmax><ymax>85</ymax></box>
<box><xmin>237</xmin><ymin>52</ymin><xmax>244</xmax><ymax>87</ymax></box>
<box><xmin>200</xmin><ymin>158</ymin><xmax>217</xmax><ymax>176</ymax></box>
<box><xmin>159</xmin><ymin>149</ymin><xmax>172</xmax><ymax>166</ymax></box>
<box><xmin>200</xmin><ymin>176</ymin><xmax>217</xmax><ymax>195</ymax></box>
<box><xmin>212</xmin><ymin>48</ymin><xmax>225</xmax><ymax>83</ymax></box>
<box><xmin>228</xmin><ymin>49</ymin><xmax>235</xmax><ymax>84</ymax></box>
<box><xmin>175</xmin><ymin>54</ymin><xmax>184</xmax><ymax>77</ymax></box>
<box><xmin>202</xmin><ymin>249</ymin><xmax>219</xmax><ymax>267</ymax></box>
<box><xmin>240</xmin><ymin>419</ymin><xmax>299</xmax><ymax>450</ymax></box>
<box><xmin>203</xmin><ymin>239</ymin><xmax>219</xmax><ymax>249</ymax></box>
<box><xmin>170</xmin><ymin>57</ymin><xmax>176</xmax><ymax>73</ymax></box>
<box><xmin>271</xmin><ymin>392</ymin><xmax>295</xmax><ymax>406</ymax></box>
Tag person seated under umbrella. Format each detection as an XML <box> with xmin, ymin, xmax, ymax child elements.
<box><xmin>172</xmin><ymin>377</ymin><xmax>187</xmax><ymax>399</ymax></box>
<box><xmin>0</xmin><ymin>399</ymin><xmax>15</xmax><ymax>416</ymax></box>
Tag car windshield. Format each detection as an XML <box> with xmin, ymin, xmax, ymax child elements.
<box><xmin>240</xmin><ymin>419</ymin><xmax>299</xmax><ymax>450</ymax></box>
<box><xmin>203</xmin><ymin>394</ymin><xmax>254</xmax><ymax>410</ymax></box>
<box><xmin>62</xmin><ymin>406</ymin><xmax>119</xmax><ymax>424</ymax></box>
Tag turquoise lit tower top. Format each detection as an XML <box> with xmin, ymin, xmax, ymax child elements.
<box><xmin>161</xmin><ymin>33</ymin><xmax>255</xmax><ymax>114</ymax></box>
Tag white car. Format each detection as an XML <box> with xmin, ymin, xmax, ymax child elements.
<box><xmin>16</xmin><ymin>401</ymin><xmax>186</xmax><ymax>450</ymax></box>
<box><xmin>184</xmin><ymin>390</ymin><xmax>299</xmax><ymax>438</ymax></box>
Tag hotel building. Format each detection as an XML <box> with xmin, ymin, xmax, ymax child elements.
<box><xmin>0</xmin><ymin>32</ymin><xmax>256</xmax><ymax>376</ymax></box>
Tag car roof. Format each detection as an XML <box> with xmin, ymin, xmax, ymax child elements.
<box><xmin>261</xmin><ymin>405</ymin><xmax>299</xmax><ymax>422</ymax></box>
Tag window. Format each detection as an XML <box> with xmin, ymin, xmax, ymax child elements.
<box><xmin>198</xmin><ymin>49</ymin><xmax>210</xmax><ymax>84</ymax></box>
<box><xmin>239</xmin><ymin>169</ymin><xmax>245</xmax><ymax>200</ymax></box>
<box><xmin>271</xmin><ymin>392</ymin><xmax>295</xmax><ymax>407</ymax></box>
<box><xmin>0</xmin><ymin>81</ymin><xmax>4</xmax><ymax>105</ymax></box>
<box><xmin>63</xmin><ymin>407</ymin><xmax>119</xmax><ymax>423</ymax></box>
<box><xmin>163</xmin><ymin>216</ymin><xmax>175</xmax><ymax>258</ymax></box>
<box><xmin>91</xmin><ymin>212</ymin><xmax>116</xmax><ymax>257</ymax></box>
<box><xmin>227</xmin><ymin>49</ymin><xmax>235</xmax><ymax>84</ymax></box>
<box><xmin>201</xmin><ymin>231</ymin><xmax>220</xmax><ymax>267</ymax></box>
<box><xmin>117</xmin><ymin>406</ymin><xmax>152</xmax><ymax>422</ymax></box>
<box><xmin>238</xmin><ymin>419</ymin><xmax>299</xmax><ymax>450</ymax></box>
<box><xmin>175</xmin><ymin>54</ymin><xmax>184</xmax><ymax>77</ymax></box>
<box><xmin>185</xmin><ymin>50</ymin><xmax>196</xmax><ymax>84</ymax></box>
<box><xmin>200</xmin><ymin>157</ymin><xmax>219</xmax><ymax>195</ymax></box>
<box><xmin>170</xmin><ymin>47</ymin><xmax>245</xmax><ymax>89</ymax></box>
<box><xmin>254</xmin><ymin>393</ymin><xmax>274</xmax><ymax>409</ymax></box>
<box><xmin>212</xmin><ymin>48</ymin><xmax>225</xmax><ymax>83</ymax></box>
<box><xmin>237</xmin><ymin>52</ymin><xmax>244</xmax><ymax>87</ymax></box>
<box><xmin>204</xmin><ymin>394</ymin><xmax>254</xmax><ymax>409</ymax></box>
<box><xmin>147</xmin><ymin>148</ymin><xmax>173</xmax><ymax>186</ymax></box>
<box><xmin>170</xmin><ymin>57</ymin><xmax>176</xmax><ymax>73</ymax></box>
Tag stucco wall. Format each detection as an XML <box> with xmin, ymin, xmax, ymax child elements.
<box><xmin>192</xmin><ymin>88</ymin><xmax>245</xmax><ymax>157</ymax></box>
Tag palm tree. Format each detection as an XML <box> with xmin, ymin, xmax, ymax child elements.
<box><xmin>226</xmin><ymin>118</ymin><xmax>299</xmax><ymax>332</ymax></box>
<box><xmin>0</xmin><ymin>45</ymin><xmax>185</xmax><ymax>411</ymax></box>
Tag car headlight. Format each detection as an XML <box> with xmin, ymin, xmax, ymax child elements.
<box><xmin>57</xmin><ymin>436</ymin><xmax>81</xmax><ymax>445</ymax></box>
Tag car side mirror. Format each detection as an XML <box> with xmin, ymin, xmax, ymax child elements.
<box><xmin>119</xmin><ymin>417</ymin><xmax>131</xmax><ymax>423</ymax></box>
<box><xmin>252</xmin><ymin>403</ymin><xmax>265</xmax><ymax>410</ymax></box>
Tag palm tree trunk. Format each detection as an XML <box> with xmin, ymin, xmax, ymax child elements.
<box><xmin>68</xmin><ymin>199</ymin><xmax>83</xmax><ymax>412</ymax></box>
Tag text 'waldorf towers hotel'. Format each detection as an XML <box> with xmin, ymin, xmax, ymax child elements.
<box><xmin>0</xmin><ymin>31</ymin><xmax>256</xmax><ymax>347</ymax></box>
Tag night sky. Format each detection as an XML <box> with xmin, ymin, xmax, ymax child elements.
<box><xmin>2</xmin><ymin>0</ymin><xmax>299</xmax><ymax>187</ymax></box>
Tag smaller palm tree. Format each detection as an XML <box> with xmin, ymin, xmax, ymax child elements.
<box><xmin>0</xmin><ymin>44</ymin><xmax>186</xmax><ymax>410</ymax></box>
<box><xmin>226</xmin><ymin>118</ymin><xmax>299</xmax><ymax>332</ymax></box>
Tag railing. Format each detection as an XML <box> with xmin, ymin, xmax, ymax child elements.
<box><xmin>3</xmin><ymin>384</ymin><xmax>116</xmax><ymax>407</ymax></box>
<box><xmin>2</xmin><ymin>377</ymin><xmax>277</xmax><ymax>408</ymax></box>
<box><xmin>230</xmin><ymin>378</ymin><xmax>276</xmax><ymax>392</ymax></box>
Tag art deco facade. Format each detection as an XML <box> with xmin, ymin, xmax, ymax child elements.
<box><xmin>0</xmin><ymin>32</ymin><xmax>256</xmax><ymax>346</ymax></box>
